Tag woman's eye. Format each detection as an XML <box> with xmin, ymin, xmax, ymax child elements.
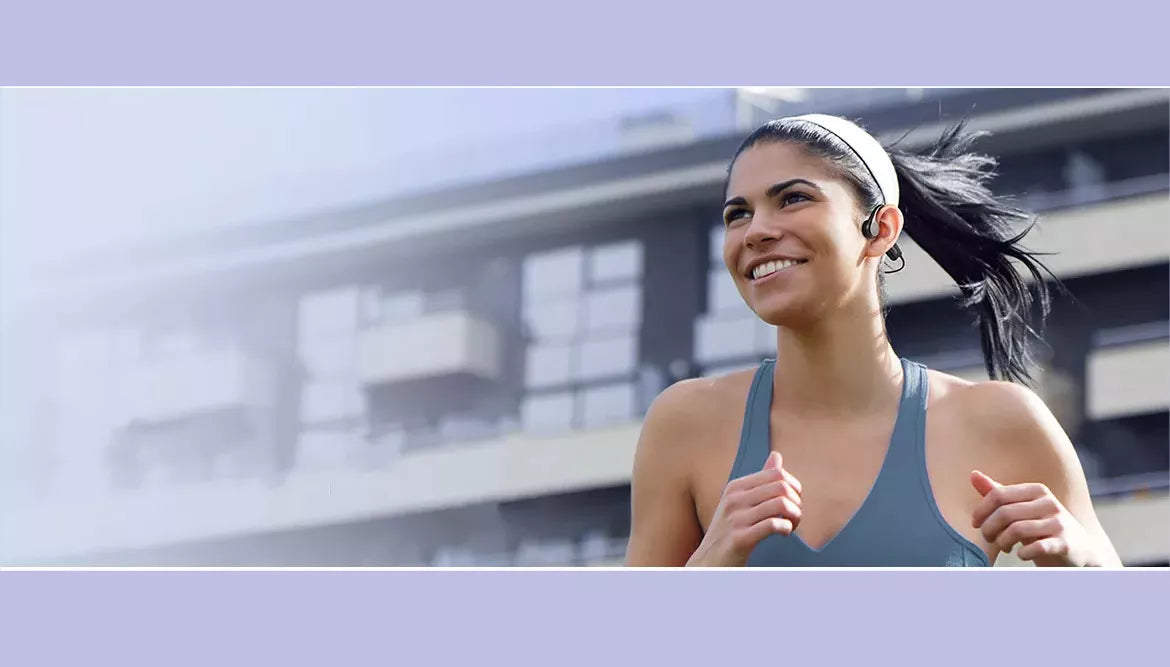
<box><xmin>781</xmin><ymin>191</ymin><xmax>811</xmax><ymax>206</ymax></box>
<box><xmin>723</xmin><ymin>209</ymin><xmax>750</xmax><ymax>226</ymax></box>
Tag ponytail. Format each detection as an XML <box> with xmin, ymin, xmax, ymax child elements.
<box><xmin>887</xmin><ymin>123</ymin><xmax>1054</xmax><ymax>385</ymax></box>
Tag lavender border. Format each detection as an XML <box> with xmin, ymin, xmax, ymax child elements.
<box><xmin>0</xmin><ymin>570</ymin><xmax>1165</xmax><ymax>666</ymax></box>
<box><xmin>2</xmin><ymin>3</ymin><xmax>1166</xmax><ymax>666</ymax></box>
<box><xmin>1</xmin><ymin>1</ymin><xmax>1167</xmax><ymax>84</ymax></box>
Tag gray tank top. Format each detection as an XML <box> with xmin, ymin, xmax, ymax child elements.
<box><xmin>728</xmin><ymin>357</ymin><xmax>990</xmax><ymax>567</ymax></box>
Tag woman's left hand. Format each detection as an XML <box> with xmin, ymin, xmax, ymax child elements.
<box><xmin>970</xmin><ymin>470</ymin><xmax>1104</xmax><ymax>567</ymax></box>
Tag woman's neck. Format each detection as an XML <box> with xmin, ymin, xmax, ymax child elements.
<box><xmin>771</xmin><ymin>303</ymin><xmax>904</xmax><ymax>418</ymax></box>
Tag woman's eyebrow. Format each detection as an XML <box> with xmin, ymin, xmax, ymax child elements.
<box><xmin>723</xmin><ymin>178</ymin><xmax>820</xmax><ymax>208</ymax></box>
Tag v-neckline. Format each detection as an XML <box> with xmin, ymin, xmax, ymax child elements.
<box><xmin>764</xmin><ymin>357</ymin><xmax>911</xmax><ymax>554</ymax></box>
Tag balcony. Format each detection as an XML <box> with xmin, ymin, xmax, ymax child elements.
<box><xmin>118</xmin><ymin>348</ymin><xmax>275</xmax><ymax>425</ymax></box>
<box><xmin>0</xmin><ymin>421</ymin><xmax>642</xmax><ymax>563</ymax></box>
<box><xmin>357</xmin><ymin>311</ymin><xmax>503</xmax><ymax>387</ymax></box>
<box><xmin>1087</xmin><ymin>339</ymin><xmax>1169</xmax><ymax>420</ymax></box>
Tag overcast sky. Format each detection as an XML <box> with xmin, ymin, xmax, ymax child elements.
<box><xmin>0</xmin><ymin>88</ymin><xmax>726</xmax><ymax>271</ymax></box>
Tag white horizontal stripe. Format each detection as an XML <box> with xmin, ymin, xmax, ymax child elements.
<box><xmin>1087</xmin><ymin>340</ymin><xmax>1170</xmax><ymax>420</ymax></box>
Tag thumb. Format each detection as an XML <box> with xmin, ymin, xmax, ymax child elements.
<box><xmin>763</xmin><ymin>450</ymin><xmax>783</xmax><ymax>472</ymax></box>
<box><xmin>970</xmin><ymin>470</ymin><xmax>1002</xmax><ymax>497</ymax></box>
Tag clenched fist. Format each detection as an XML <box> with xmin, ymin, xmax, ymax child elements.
<box><xmin>687</xmin><ymin>452</ymin><xmax>803</xmax><ymax>567</ymax></box>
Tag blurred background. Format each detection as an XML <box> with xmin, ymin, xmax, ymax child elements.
<box><xmin>0</xmin><ymin>87</ymin><xmax>1166</xmax><ymax>567</ymax></box>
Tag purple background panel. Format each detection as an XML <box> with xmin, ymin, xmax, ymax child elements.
<box><xmin>0</xmin><ymin>570</ymin><xmax>1164</xmax><ymax>666</ymax></box>
<box><xmin>0</xmin><ymin>0</ymin><xmax>1167</xmax><ymax>84</ymax></box>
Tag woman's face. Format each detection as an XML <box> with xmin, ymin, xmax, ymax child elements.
<box><xmin>722</xmin><ymin>140</ymin><xmax>874</xmax><ymax>328</ymax></box>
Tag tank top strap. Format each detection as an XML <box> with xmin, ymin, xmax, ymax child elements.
<box><xmin>886</xmin><ymin>357</ymin><xmax>929</xmax><ymax>459</ymax></box>
<box><xmin>727</xmin><ymin>359</ymin><xmax>775</xmax><ymax>484</ymax></box>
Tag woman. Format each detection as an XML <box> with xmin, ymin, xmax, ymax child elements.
<box><xmin>625</xmin><ymin>114</ymin><xmax>1121</xmax><ymax>567</ymax></box>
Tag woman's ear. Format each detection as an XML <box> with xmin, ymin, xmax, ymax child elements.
<box><xmin>862</xmin><ymin>204</ymin><xmax>904</xmax><ymax>259</ymax></box>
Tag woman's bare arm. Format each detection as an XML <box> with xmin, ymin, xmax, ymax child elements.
<box><xmin>964</xmin><ymin>381</ymin><xmax>1122</xmax><ymax>567</ymax></box>
<box><xmin>625</xmin><ymin>382</ymin><xmax>707</xmax><ymax>566</ymax></box>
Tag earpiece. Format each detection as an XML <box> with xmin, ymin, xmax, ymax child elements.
<box><xmin>863</xmin><ymin>204</ymin><xmax>904</xmax><ymax>268</ymax></box>
<box><xmin>861</xmin><ymin>205</ymin><xmax>882</xmax><ymax>239</ymax></box>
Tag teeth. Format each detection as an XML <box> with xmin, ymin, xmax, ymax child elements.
<box><xmin>752</xmin><ymin>259</ymin><xmax>803</xmax><ymax>279</ymax></box>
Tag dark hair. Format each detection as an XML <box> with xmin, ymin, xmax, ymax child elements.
<box><xmin>728</xmin><ymin>117</ymin><xmax>1054</xmax><ymax>386</ymax></box>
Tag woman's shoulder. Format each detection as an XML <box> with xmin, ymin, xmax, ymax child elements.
<box><xmin>635</xmin><ymin>366</ymin><xmax>760</xmax><ymax>454</ymax></box>
<box><xmin>926</xmin><ymin>370</ymin><xmax>1050</xmax><ymax>433</ymax></box>
<box><xmin>632</xmin><ymin>367</ymin><xmax>760</xmax><ymax>490</ymax></box>
<box><xmin>925</xmin><ymin>369</ymin><xmax>1076</xmax><ymax>485</ymax></box>
<box><xmin>646</xmin><ymin>367</ymin><xmax>759</xmax><ymax>428</ymax></box>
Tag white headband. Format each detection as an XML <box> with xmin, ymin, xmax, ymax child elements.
<box><xmin>784</xmin><ymin>114</ymin><xmax>899</xmax><ymax>208</ymax></box>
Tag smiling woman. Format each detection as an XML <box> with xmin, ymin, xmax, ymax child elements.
<box><xmin>625</xmin><ymin>114</ymin><xmax>1124</xmax><ymax>568</ymax></box>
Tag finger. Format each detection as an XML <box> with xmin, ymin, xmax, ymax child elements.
<box><xmin>993</xmin><ymin>517</ymin><xmax>1061</xmax><ymax>554</ymax></box>
<box><xmin>970</xmin><ymin>469</ymin><xmax>1001</xmax><ymax>497</ymax></box>
<box><xmin>740</xmin><ymin>479</ymin><xmax>801</xmax><ymax>508</ymax></box>
<box><xmin>743</xmin><ymin>516</ymin><xmax>794</xmax><ymax>546</ymax></box>
<box><xmin>780</xmin><ymin>466</ymin><xmax>803</xmax><ymax>497</ymax></box>
<box><xmin>1017</xmin><ymin>536</ymin><xmax>1067</xmax><ymax>562</ymax></box>
<box><xmin>762</xmin><ymin>450</ymin><xmax>783</xmax><ymax>472</ymax></box>
<box><xmin>744</xmin><ymin>495</ymin><xmax>802</xmax><ymax>527</ymax></box>
<box><xmin>726</xmin><ymin>465</ymin><xmax>786</xmax><ymax>493</ymax></box>
<box><xmin>979</xmin><ymin>496</ymin><xmax>1061</xmax><ymax>543</ymax></box>
<box><xmin>972</xmin><ymin>483</ymin><xmax>1050</xmax><ymax>528</ymax></box>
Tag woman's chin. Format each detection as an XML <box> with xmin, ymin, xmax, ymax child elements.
<box><xmin>752</xmin><ymin>300</ymin><xmax>819</xmax><ymax>329</ymax></box>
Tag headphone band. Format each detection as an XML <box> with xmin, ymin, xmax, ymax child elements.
<box><xmin>782</xmin><ymin>114</ymin><xmax>900</xmax><ymax>208</ymax></box>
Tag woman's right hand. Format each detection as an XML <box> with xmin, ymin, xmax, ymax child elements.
<box><xmin>687</xmin><ymin>451</ymin><xmax>803</xmax><ymax>567</ymax></box>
